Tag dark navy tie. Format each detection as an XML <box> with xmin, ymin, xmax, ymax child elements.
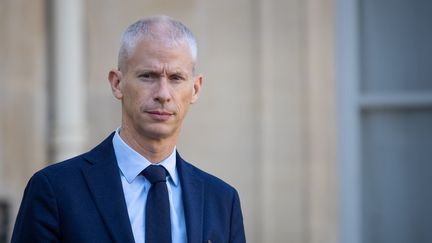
<box><xmin>142</xmin><ymin>165</ymin><xmax>172</xmax><ymax>243</ymax></box>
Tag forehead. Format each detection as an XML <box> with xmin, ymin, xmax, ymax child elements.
<box><xmin>127</xmin><ymin>39</ymin><xmax>194</xmax><ymax>72</ymax></box>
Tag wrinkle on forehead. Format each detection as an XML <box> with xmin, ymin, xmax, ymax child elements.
<box><xmin>121</xmin><ymin>37</ymin><xmax>195</xmax><ymax>74</ymax></box>
<box><xmin>127</xmin><ymin>41</ymin><xmax>194</xmax><ymax>75</ymax></box>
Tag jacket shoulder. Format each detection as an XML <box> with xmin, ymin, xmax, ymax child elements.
<box><xmin>179</xmin><ymin>158</ymin><xmax>239</xmax><ymax>195</ymax></box>
<box><xmin>34</xmin><ymin>132</ymin><xmax>116</xmax><ymax>181</ymax></box>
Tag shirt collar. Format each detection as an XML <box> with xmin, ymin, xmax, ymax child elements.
<box><xmin>112</xmin><ymin>128</ymin><xmax>179</xmax><ymax>186</ymax></box>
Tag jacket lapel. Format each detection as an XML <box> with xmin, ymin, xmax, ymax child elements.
<box><xmin>82</xmin><ymin>133</ymin><xmax>135</xmax><ymax>243</ymax></box>
<box><xmin>176</xmin><ymin>152</ymin><xmax>204</xmax><ymax>243</ymax></box>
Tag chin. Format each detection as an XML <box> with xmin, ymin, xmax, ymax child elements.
<box><xmin>141</xmin><ymin>125</ymin><xmax>176</xmax><ymax>140</ymax></box>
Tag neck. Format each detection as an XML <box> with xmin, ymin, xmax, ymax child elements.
<box><xmin>118</xmin><ymin>126</ymin><xmax>177</xmax><ymax>163</ymax></box>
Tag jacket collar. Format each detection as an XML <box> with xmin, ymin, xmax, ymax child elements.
<box><xmin>82</xmin><ymin>133</ymin><xmax>135</xmax><ymax>243</ymax></box>
<box><xmin>176</xmin><ymin>152</ymin><xmax>204</xmax><ymax>243</ymax></box>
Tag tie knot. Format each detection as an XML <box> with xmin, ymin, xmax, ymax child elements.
<box><xmin>142</xmin><ymin>165</ymin><xmax>167</xmax><ymax>184</ymax></box>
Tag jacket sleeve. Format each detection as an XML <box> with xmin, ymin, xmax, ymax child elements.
<box><xmin>11</xmin><ymin>171</ymin><xmax>61</xmax><ymax>242</ymax></box>
<box><xmin>229</xmin><ymin>189</ymin><xmax>246</xmax><ymax>243</ymax></box>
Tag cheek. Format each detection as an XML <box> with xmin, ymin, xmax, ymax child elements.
<box><xmin>178</xmin><ymin>95</ymin><xmax>193</xmax><ymax>115</ymax></box>
<box><xmin>176</xmin><ymin>90</ymin><xmax>193</xmax><ymax>106</ymax></box>
<box><xmin>124</xmin><ymin>86</ymin><xmax>148</xmax><ymax>111</ymax></box>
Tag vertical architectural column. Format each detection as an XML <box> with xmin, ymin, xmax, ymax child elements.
<box><xmin>53</xmin><ymin>0</ymin><xmax>86</xmax><ymax>161</ymax></box>
<box><xmin>257</xmin><ymin>0</ymin><xmax>309</xmax><ymax>242</ymax></box>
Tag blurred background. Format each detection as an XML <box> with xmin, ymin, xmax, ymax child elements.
<box><xmin>1</xmin><ymin>0</ymin><xmax>431</xmax><ymax>242</ymax></box>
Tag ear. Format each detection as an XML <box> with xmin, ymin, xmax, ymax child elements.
<box><xmin>108</xmin><ymin>69</ymin><xmax>124</xmax><ymax>99</ymax></box>
<box><xmin>190</xmin><ymin>74</ymin><xmax>203</xmax><ymax>104</ymax></box>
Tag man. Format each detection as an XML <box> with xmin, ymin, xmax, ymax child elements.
<box><xmin>12</xmin><ymin>16</ymin><xmax>246</xmax><ymax>243</ymax></box>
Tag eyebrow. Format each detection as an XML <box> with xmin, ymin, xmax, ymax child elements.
<box><xmin>135</xmin><ymin>68</ymin><xmax>159</xmax><ymax>74</ymax></box>
<box><xmin>136</xmin><ymin>68</ymin><xmax>188</xmax><ymax>76</ymax></box>
<box><xmin>169</xmin><ymin>71</ymin><xmax>187</xmax><ymax>76</ymax></box>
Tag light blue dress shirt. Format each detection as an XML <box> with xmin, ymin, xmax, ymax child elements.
<box><xmin>112</xmin><ymin>129</ymin><xmax>187</xmax><ymax>243</ymax></box>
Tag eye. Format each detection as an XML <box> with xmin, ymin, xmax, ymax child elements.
<box><xmin>170</xmin><ymin>74</ymin><xmax>186</xmax><ymax>82</ymax></box>
<box><xmin>138</xmin><ymin>72</ymin><xmax>158</xmax><ymax>81</ymax></box>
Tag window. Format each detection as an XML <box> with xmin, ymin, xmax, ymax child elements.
<box><xmin>338</xmin><ymin>0</ymin><xmax>432</xmax><ymax>242</ymax></box>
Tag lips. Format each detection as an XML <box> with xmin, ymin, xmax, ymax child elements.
<box><xmin>145</xmin><ymin>110</ymin><xmax>174</xmax><ymax>121</ymax></box>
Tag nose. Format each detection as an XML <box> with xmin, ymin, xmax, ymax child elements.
<box><xmin>153</xmin><ymin>78</ymin><xmax>171</xmax><ymax>104</ymax></box>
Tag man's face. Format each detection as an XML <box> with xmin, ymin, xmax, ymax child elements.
<box><xmin>109</xmin><ymin>39</ymin><xmax>202</xmax><ymax>141</ymax></box>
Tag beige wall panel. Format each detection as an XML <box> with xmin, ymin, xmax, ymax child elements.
<box><xmin>305</xmin><ymin>0</ymin><xmax>338</xmax><ymax>242</ymax></box>
<box><xmin>0</xmin><ymin>0</ymin><xmax>47</xmax><ymax>238</ymax></box>
<box><xmin>258</xmin><ymin>0</ymin><xmax>310</xmax><ymax>242</ymax></box>
<box><xmin>0</xmin><ymin>0</ymin><xmax>47</xmax><ymax>193</ymax></box>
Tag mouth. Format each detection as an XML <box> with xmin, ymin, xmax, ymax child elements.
<box><xmin>145</xmin><ymin>110</ymin><xmax>174</xmax><ymax>121</ymax></box>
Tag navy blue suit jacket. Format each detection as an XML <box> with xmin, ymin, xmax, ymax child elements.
<box><xmin>12</xmin><ymin>133</ymin><xmax>246</xmax><ymax>243</ymax></box>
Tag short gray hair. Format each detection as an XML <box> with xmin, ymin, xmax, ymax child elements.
<box><xmin>118</xmin><ymin>16</ymin><xmax>197</xmax><ymax>72</ymax></box>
